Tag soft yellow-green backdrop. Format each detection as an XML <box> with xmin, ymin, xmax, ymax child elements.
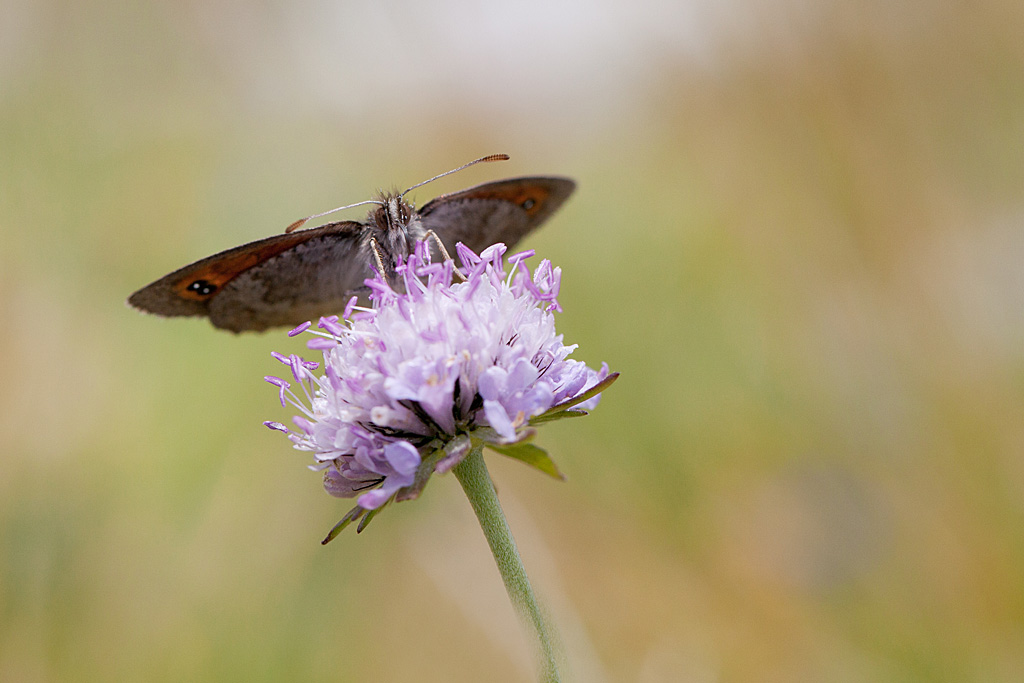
<box><xmin>3</xmin><ymin>1</ymin><xmax>1023</xmax><ymax>681</ymax></box>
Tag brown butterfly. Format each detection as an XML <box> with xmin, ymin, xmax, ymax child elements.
<box><xmin>127</xmin><ymin>155</ymin><xmax>576</xmax><ymax>332</ymax></box>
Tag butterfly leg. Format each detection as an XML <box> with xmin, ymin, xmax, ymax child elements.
<box><xmin>423</xmin><ymin>230</ymin><xmax>467</xmax><ymax>282</ymax></box>
<box><xmin>368</xmin><ymin>237</ymin><xmax>388</xmax><ymax>279</ymax></box>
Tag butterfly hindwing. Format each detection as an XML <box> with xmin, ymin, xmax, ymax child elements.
<box><xmin>418</xmin><ymin>177</ymin><xmax>576</xmax><ymax>255</ymax></box>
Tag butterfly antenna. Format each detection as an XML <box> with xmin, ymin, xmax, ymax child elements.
<box><xmin>285</xmin><ymin>199</ymin><xmax>385</xmax><ymax>233</ymax></box>
<box><xmin>400</xmin><ymin>154</ymin><xmax>510</xmax><ymax>198</ymax></box>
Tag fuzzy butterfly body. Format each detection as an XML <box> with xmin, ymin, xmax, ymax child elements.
<box><xmin>128</xmin><ymin>174</ymin><xmax>575</xmax><ymax>332</ymax></box>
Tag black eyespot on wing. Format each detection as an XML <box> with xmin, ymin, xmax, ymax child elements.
<box><xmin>187</xmin><ymin>280</ymin><xmax>218</xmax><ymax>296</ymax></box>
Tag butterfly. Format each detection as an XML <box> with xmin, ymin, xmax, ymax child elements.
<box><xmin>127</xmin><ymin>155</ymin><xmax>576</xmax><ymax>332</ymax></box>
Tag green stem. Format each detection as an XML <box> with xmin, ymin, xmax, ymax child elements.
<box><xmin>452</xmin><ymin>446</ymin><xmax>561</xmax><ymax>683</ymax></box>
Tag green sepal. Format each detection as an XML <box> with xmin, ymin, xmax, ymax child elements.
<box><xmin>321</xmin><ymin>505</ymin><xmax>364</xmax><ymax>544</ymax></box>
<box><xmin>357</xmin><ymin>503</ymin><xmax>386</xmax><ymax>533</ymax></box>
<box><xmin>529</xmin><ymin>408</ymin><xmax>588</xmax><ymax>425</ymax></box>
<box><xmin>487</xmin><ymin>438</ymin><xmax>566</xmax><ymax>481</ymax></box>
<box><xmin>321</xmin><ymin>495</ymin><xmax>394</xmax><ymax>543</ymax></box>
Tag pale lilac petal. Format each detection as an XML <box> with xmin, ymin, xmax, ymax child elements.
<box><xmin>355</xmin><ymin>486</ymin><xmax>393</xmax><ymax>510</ymax></box>
<box><xmin>506</xmin><ymin>357</ymin><xmax>539</xmax><ymax>393</ymax></box>
<box><xmin>478</xmin><ymin>366</ymin><xmax>507</xmax><ymax>400</ymax></box>
<box><xmin>483</xmin><ymin>399</ymin><xmax>516</xmax><ymax>442</ymax></box>
<box><xmin>383</xmin><ymin>441</ymin><xmax>420</xmax><ymax>477</ymax></box>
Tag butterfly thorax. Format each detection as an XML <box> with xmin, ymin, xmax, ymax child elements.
<box><xmin>365</xmin><ymin>192</ymin><xmax>427</xmax><ymax>272</ymax></box>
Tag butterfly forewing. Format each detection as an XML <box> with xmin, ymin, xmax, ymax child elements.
<box><xmin>208</xmin><ymin>227</ymin><xmax>372</xmax><ymax>332</ymax></box>
<box><xmin>418</xmin><ymin>177</ymin><xmax>576</xmax><ymax>255</ymax></box>
<box><xmin>128</xmin><ymin>221</ymin><xmax>365</xmax><ymax>331</ymax></box>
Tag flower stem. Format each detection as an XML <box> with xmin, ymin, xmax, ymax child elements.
<box><xmin>453</xmin><ymin>446</ymin><xmax>561</xmax><ymax>683</ymax></box>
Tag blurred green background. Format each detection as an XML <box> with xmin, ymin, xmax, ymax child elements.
<box><xmin>3</xmin><ymin>0</ymin><xmax>1024</xmax><ymax>680</ymax></box>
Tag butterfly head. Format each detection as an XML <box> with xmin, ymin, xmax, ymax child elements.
<box><xmin>368</xmin><ymin>192</ymin><xmax>415</xmax><ymax>232</ymax></box>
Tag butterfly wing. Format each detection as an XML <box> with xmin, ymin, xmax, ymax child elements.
<box><xmin>127</xmin><ymin>221</ymin><xmax>370</xmax><ymax>332</ymax></box>
<box><xmin>417</xmin><ymin>177</ymin><xmax>575</xmax><ymax>255</ymax></box>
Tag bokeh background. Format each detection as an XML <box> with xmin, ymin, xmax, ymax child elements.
<box><xmin>3</xmin><ymin>0</ymin><xmax>1024</xmax><ymax>680</ymax></box>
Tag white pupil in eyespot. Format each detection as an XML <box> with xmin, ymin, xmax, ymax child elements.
<box><xmin>189</xmin><ymin>280</ymin><xmax>216</xmax><ymax>296</ymax></box>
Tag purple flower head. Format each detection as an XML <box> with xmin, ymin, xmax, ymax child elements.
<box><xmin>265</xmin><ymin>240</ymin><xmax>617</xmax><ymax>538</ymax></box>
